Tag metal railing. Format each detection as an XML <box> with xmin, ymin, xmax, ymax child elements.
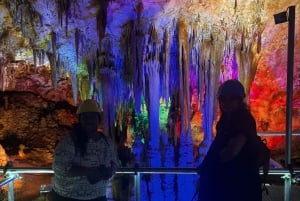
<box><xmin>258</xmin><ymin>132</ymin><xmax>300</xmax><ymax>136</ymax></box>
<box><xmin>0</xmin><ymin>166</ymin><xmax>299</xmax><ymax>201</ymax></box>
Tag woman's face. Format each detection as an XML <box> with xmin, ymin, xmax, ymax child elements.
<box><xmin>218</xmin><ymin>95</ymin><xmax>242</xmax><ymax>113</ymax></box>
<box><xmin>79</xmin><ymin>112</ymin><xmax>100</xmax><ymax>133</ymax></box>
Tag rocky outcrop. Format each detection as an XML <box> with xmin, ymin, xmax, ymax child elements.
<box><xmin>0</xmin><ymin>91</ymin><xmax>77</xmax><ymax>163</ymax></box>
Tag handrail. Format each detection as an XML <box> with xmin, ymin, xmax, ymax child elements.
<box><xmin>0</xmin><ymin>174</ymin><xmax>19</xmax><ymax>187</ymax></box>
<box><xmin>0</xmin><ymin>167</ymin><xmax>53</xmax><ymax>174</ymax></box>
<box><xmin>1</xmin><ymin>167</ymin><xmax>300</xmax><ymax>175</ymax></box>
<box><xmin>258</xmin><ymin>132</ymin><xmax>300</xmax><ymax>136</ymax></box>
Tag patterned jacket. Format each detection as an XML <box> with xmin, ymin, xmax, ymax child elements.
<box><xmin>52</xmin><ymin>131</ymin><xmax>118</xmax><ymax>200</ymax></box>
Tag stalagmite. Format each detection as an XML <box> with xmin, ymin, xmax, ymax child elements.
<box><xmin>145</xmin><ymin>59</ymin><xmax>160</xmax><ymax>149</ymax></box>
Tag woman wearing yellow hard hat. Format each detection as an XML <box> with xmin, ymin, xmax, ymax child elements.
<box><xmin>52</xmin><ymin>99</ymin><xmax>119</xmax><ymax>201</ymax></box>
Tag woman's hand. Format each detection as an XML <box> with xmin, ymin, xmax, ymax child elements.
<box><xmin>86</xmin><ymin>165</ymin><xmax>113</xmax><ymax>184</ymax></box>
<box><xmin>68</xmin><ymin>164</ymin><xmax>113</xmax><ymax>184</ymax></box>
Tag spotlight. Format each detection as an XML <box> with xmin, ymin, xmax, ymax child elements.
<box><xmin>274</xmin><ymin>11</ymin><xmax>287</xmax><ymax>24</ymax></box>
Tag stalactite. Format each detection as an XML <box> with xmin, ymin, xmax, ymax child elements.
<box><xmin>135</xmin><ymin>0</ymin><xmax>144</xmax><ymax>23</ymax></box>
<box><xmin>210</xmin><ymin>28</ymin><xmax>225</xmax><ymax>119</ymax></box>
<box><xmin>254</xmin><ymin>0</ymin><xmax>264</xmax><ymax>54</ymax></box>
<box><xmin>6</xmin><ymin>0</ymin><xmax>41</xmax><ymax>48</ymax></box>
<box><xmin>41</xmin><ymin>50</ymin><xmax>45</xmax><ymax>66</ymax></box>
<box><xmin>96</xmin><ymin>36</ymin><xmax>117</xmax><ymax>138</ymax></box>
<box><xmin>37</xmin><ymin>49</ymin><xmax>41</xmax><ymax>66</ymax></box>
<box><xmin>87</xmin><ymin>57</ymin><xmax>95</xmax><ymax>84</ymax></box>
<box><xmin>133</xmin><ymin>0</ymin><xmax>145</xmax><ymax>114</ymax></box>
<box><xmin>177</xmin><ymin>17</ymin><xmax>190</xmax><ymax>134</ymax></box>
<box><xmin>167</xmin><ymin>24</ymin><xmax>180</xmax><ymax>146</ymax></box>
<box><xmin>33</xmin><ymin>49</ymin><xmax>43</xmax><ymax>67</ymax></box>
<box><xmin>99</xmin><ymin>67</ymin><xmax>116</xmax><ymax>141</ymax></box>
<box><xmin>236</xmin><ymin>35</ymin><xmax>260</xmax><ymax>98</ymax></box>
<box><xmin>57</xmin><ymin>54</ymin><xmax>63</xmax><ymax>79</ymax></box>
<box><xmin>28</xmin><ymin>2</ymin><xmax>43</xmax><ymax>26</ymax></box>
<box><xmin>78</xmin><ymin>73</ymin><xmax>91</xmax><ymax>101</ymax></box>
<box><xmin>56</xmin><ymin>0</ymin><xmax>71</xmax><ymax>36</ymax></box>
<box><xmin>235</xmin><ymin>2</ymin><xmax>262</xmax><ymax>99</ymax></box>
<box><xmin>134</xmin><ymin>23</ymin><xmax>145</xmax><ymax>115</ymax></box>
<box><xmin>234</xmin><ymin>0</ymin><xmax>238</xmax><ymax>13</ymax></box>
<box><xmin>70</xmin><ymin>71</ymin><xmax>78</xmax><ymax>105</ymax></box>
<box><xmin>98</xmin><ymin>37</ymin><xmax>115</xmax><ymax>70</ymax></box>
<box><xmin>130</xmin><ymin>22</ymin><xmax>137</xmax><ymax>82</ymax></box>
<box><xmin>257</xmin><ymin>31</ymin><xmax>261</xmax><ymax>54</ymax></box>
<box><xmin>49</xmin><ymin>31</ymin><xmax>58</xmax><ymax>89</ymax></box>
<box><xmin>33</xmin><ymin>48</ymin><xmax>37</xmax><ymax>67</ymax></box>
<box><xmin>143</xmin><ymin>24</ymin><xmax>161</xmax><ymax>149</ymax></box>
<box><xmin>57</xmin><ymin>0</ymin><xmax>62</xmax><ymax>27</ymax></box>
<box><xmin>97</xmin><ymin>0</ymin><xmax>109</xmax><ymax>42</ymax></box>
<box><xmin>120</xmin><ymin>19</ymin><xmax>145</xmax><ymax>115</ymax></box>
<box><xmin>222</xmin><ymin>0</ymin><xmax>264</xmax><ymax>95</ymax></box>
<box><xmin>75</xmin><ymin>28</ymin><xmax>80</xmax><ymax>64</ymax></box>
<box><xmin>20</xmin><ymin>7</ymin><xmax>23</xmax><ymax>34</ymax></box>
<box><xmin>114</xmin><ymin>55</ymin><xmax>126</xmax><ymax>117</ymax></box>
<box><xmin>65</xmin><ymin>0</ymin><xmax>70</xmax><ymax>37</ymax></box>
<box><xmin>197</xmin><ymin>23</ymin><xmax>225</xmax><ymax>155</ymax></box>
<box><xmin>145</xmin><ymin>59</ymin><xmax>160</xmax><ymax>149</ymax></box>
<box><xmin>51</xmin><ymin>31</ymin><xmax>57</xmax><ymax>60</ymax></box>
<box><xmin>190</xmin><ymin>21</ymin><xmax>202</xmax><ymax>110</ymax></box>
<box><xmin>46</xmin><ymin>52</ymin><xmax>57</xmax><ymax>90</ymax></box>
<box><xmin>162</xmin><ymin>28</ymin><xmax>170</xmax><ymax>107</ymax></box>
<box><xmin>120</xmin><ymin>21</ymin><xmax>135</xmax><ymax>83</ymax></box>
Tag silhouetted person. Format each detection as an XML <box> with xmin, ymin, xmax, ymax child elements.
<box><xmin>197</xmin><ymin>79</ymin><xmax>262</xmax><ymax>201</ymax></box>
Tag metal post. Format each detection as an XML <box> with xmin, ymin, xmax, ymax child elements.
<box><xmin>285</xmin><ymin>5</ymin><xmax>295</xmax><ymax>201</ymax></box>
<box><xmin>8</xmin><ymin>181</ymin><xmax>15</xmax><ymax>201</ymax></box>
<box><xmin>134</xmin><ymin>172</ymin><xmax>140</xmax><ymax>201</ymax></box>
<box><xmin>283</xmin><ymin>174</ymin><xmax>292</xmax><ymax>201</ymax></box>
<box><xmin>285</xmin><ymin>5</ymin><xmax>295</xmax><ymax>168</ymax></box>
<box><xmin>0</xmin><ymin>173</ymin><xmax>19</xmax><ymax>201</ymax></box>
<box><xmin>274</xmin><ymin>5</ymin><xmax>295</xmax><ymax>201</ymax></box>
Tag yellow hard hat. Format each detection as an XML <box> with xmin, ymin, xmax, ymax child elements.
<box><xmin>77</xmin><ymin>99</ymin><xmax>101</xmax><ymax>114</ymax></box>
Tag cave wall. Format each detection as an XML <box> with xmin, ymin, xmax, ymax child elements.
<box><xmin>0</xmin><ymin>90</ymin><xmax>77</xmax><ymax>160</ymax></box>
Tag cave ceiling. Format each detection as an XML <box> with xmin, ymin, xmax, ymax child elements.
<box><xmin>0</xmin><ymin>0</ymin><xmax>299</xmax><ymax>105</ymax></box>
